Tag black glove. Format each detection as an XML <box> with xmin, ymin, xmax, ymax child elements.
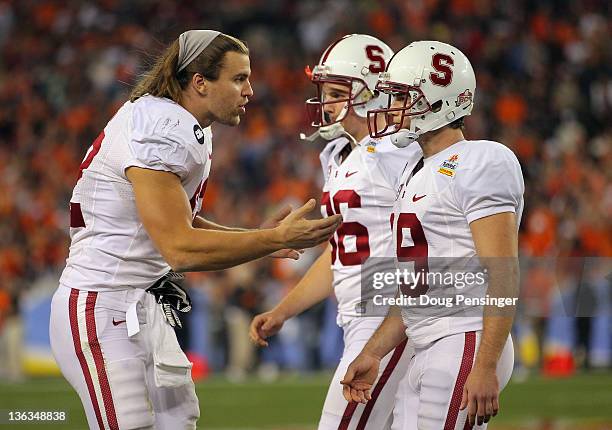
<box><xmin>146</xmin><ymin>271</ymin><xmax>192</xmax><ymax>328</ymax></box>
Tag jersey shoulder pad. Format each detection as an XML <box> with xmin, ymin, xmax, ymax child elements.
<box><xmin>456</xmin><ymin>140</ymin><xmax>519</xmax><ymax>169</ymax></box>
<box><xmin>127</xmin><ymin>96</ymin><xmax>209</xmax><ymax>178</ymax></box>
<box><xmin>451</xmin><ymin>140</ymin><xmax>524</xmax><ymax>223</ymax></box>
<box><xmin>132</xmin><ymin>96</ymin><xmax>211</xmax><ymax>150</ymax></box>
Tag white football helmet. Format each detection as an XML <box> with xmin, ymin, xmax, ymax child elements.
<box><xmin>304</xmin><ymin>34</ymin><xmax>393</xmax><ymax>140</ymax></box>
<box><xmin>368</xmin><ymin>41</ymin><xmax>476</xmax><ymax>147</ymax></box>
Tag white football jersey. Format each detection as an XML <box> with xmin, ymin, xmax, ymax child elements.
<box><xmin>59</xmin><ymin>95</ymin><xmax>212</xmax><ymax>291</ymax></box>
<box><xmin>392</xmin><ymin>140</ymin><xmax>524</xmax><ymax>347</ymax></box>
<box><xmin>320</xmin><ymin>135</ymin><xmax>423</xmax><ymax>325</ymax></box>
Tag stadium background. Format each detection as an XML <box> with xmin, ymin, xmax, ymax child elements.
<box><xmin>0</xmin><ymin>0</ymin><xmax>610</xmax><ymax>428</ymax></box>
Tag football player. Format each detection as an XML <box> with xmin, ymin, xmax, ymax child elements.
<box><xmin>249</xmin><ymin>34</ymin><xmax>422</xmax><ymax>429</ymax></box>
<box><xmin>341</xmin><ymin>41</ymin><xmax>523</xmax><ymax>429</ymax></box>
<box><xmin>49</xmin><ymin>30</ymin><xmax>341</xmax><ymax>430</ymax></box>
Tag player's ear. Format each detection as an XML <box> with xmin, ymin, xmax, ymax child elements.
<box><xmin>191</xmin><ymin>73</ymin><xmax>208</xmax><ymax>97</ymax></box>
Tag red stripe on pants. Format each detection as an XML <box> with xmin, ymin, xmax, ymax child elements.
<box><xmin>338</xmin><ymin>401</ymin><xmax>358</xmax><ymax>430</ymax></box>
<box><xmin>444</xmin><ymin>331</ymin><xmax>476</xmax><ymax>430</ymax></box>
<box><xmin>355</xmin><ymin>339</ymin><xmax>408</xmax><ymax>429</ymax></box>
<box><xmin>85</xmin><ymin>292</ymin><xmax>119</xmax><ymax>430</ymax></box>
<box><xmin>69</xmin><ymin>289</ymin><xmax>104</xmax><ymax>429</ymax></box>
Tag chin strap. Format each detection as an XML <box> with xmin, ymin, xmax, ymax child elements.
<box><xmin>298</xmin><ymin>129</ymin><xmax>321</xmax><ymax>142</ymax></box>
<box><xmin>300</xmin><ymin>122</ymin><xmax>359</xmax><ymax>146</ymax></box>
<box><xmin>299</xmin><ymin>122</ymin><xmax>358</xmax><ymax>146</ymax></box>
<box><xmin>319</xmin><ymin>122</ymin><xmax>347</xmax><ymax>140</ymax></box>
<box><xmin>391</xmin><ymin>129</ymin><xmax>420</xmax><ymax>148</ymax></box>
<box><xmin>300</xmin><ymin>103</ymin><xmax>359</xmax><ymax>144</ymax></box>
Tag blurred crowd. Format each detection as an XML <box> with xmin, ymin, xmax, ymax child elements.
<box><xmin>0</xmin><ymin>0</ymin><xmax>610</xmax><ymax>379</ymax></box>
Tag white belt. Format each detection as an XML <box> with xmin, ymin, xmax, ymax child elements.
<box><xmin>126</xmin><ymin>289</ymin><xmax>146</xmax><ymax>337</ymax></box>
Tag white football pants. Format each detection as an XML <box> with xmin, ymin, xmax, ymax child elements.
<box><xmin>392</xmin><ymin>331</ymin><xmax>514</xmax><ymax>430</ymax></box>
<box><xmin>49</xmin><ymin>285</ymin><xmax>199</xmax><ymax>429</ymax></box>
<box><xmin>318</xmin><ymin>317</ymin><xmax>415</xmax><ymax>430</ymax></box>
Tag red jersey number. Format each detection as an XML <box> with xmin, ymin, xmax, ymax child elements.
<box><xmin>71</xmin><ymin>131</ymin><xmax>105</xmax><ymax>227</ymax></box>
<box><xmin>77</xmin><ymin>131</ymin><xmax>105</xmax><ymax>181</ymax></box>
<box><xmin>395</xmin><ymin>212</ymin><xmax>429</xmax><ymax>296</ymax></box>
<box><xmin>321</xmin><ymin>190</ymin><xmax>370</xmax><ymax>266</ymax></box>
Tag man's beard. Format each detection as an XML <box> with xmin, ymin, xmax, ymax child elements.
<box><xmin>214</xmin><ymin>110</ymin><xmax>241</xmax><ymax>127</ymax></box>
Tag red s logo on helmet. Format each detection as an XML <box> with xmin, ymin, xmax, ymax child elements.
<box><xmin>365</xmin><ymin>45</ymin><xmax>386</xmax><ymax>73</ymax></box>
<box><xmin>430</xmin><ymin>53</ymin><xmax>454</xmax><ymax>86</ymax></box>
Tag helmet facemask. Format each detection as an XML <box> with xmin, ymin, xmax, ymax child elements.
<box><xmin>300</xmin><ymin>34</ymin><xmax>395</xmax><ymax>143</ymax></box>
<box><xmin>368</xmin><ymin>80</ymin><xmax>432</xmax><ymax>140</ymax></box>
<box><xmin>306</xmin><ymin>67</ymin><xmax>373</xmax><ymax>128</ymax></box>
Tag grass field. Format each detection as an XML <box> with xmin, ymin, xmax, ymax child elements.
<box><xmin>1</xmin><ymin>372</ymin><xmax>611</xmax><ymax>429</ymax></box>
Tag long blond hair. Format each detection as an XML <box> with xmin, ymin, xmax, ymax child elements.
<box><xmin>130</xmin><ymin>34</ymin><xmax>248</xmax><ymax>103</ymax></box>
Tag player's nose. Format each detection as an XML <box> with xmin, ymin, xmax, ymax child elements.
<box><xmin>323</xmin><ymin>103</ymin><xmax>337</xmax><ymax>118</ymax></box>
<box><xmin>243</xmin><ymin>80</ymin><xmax>254</xmax><ymax>97</ymax></box>
<box><xmin>389</xmin><ymin>110</ymin><xmax>402</xmax><ymax>124</ymax></box>
<box><xmin>390</xmin><ymin>99</ymin><xmax>403</xmax><ymax>109</ymax></box>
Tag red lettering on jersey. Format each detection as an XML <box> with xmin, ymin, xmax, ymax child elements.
<box><xmin>190</xmin><ymin>179</ymin><xmax>208</xmax><ymax>214</ymax></box>
<box><xmin>430</xmin><ymin>53</ymin><xmax>454</xmax><ymax>87</ymax></box>
<box><xmin>77</xmin><ymin>131</ymin><xmax>105</xmax><ymax>181</ymax></box>
<box><xmin>70</xmin><ymin>131</ymin><xmax>106</xmax><ymax>228</ymax></box>
<box><xmin>321</xmin><ymin>191</ymin><xmax>338</xmax><ymax>264</ymax></box>
<box><xmin>333</xmin><ymin>190</ymin><xmax>370</xmax><ymax>266</ymax></box>
<box><xmin>395</xmin><ymin>213</ymin><xmax>429</xmax><ymax>297</ymax></box>
<box><xmin>322</xmin><ymin>190</ymin><xmax>370</xmax><ymax>266</ymax></box>
<box><xmin>70</xmin><ymin>202</ymin><xmax>86</xmax><ymax>228</ymax></box>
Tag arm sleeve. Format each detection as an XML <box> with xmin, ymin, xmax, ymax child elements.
<box><xmin>453</xmin><ymin>146</ymin><xmax>524</xmax><ymax>224</ymax></box>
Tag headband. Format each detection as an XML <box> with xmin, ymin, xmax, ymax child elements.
<box><xmin>177</xmin><ymin>30</ymin><xmax>221</xmax><ymax>72</ymax></box>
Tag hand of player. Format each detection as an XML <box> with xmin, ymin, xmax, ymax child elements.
<box><xmin>260</xmin><ymin>204</ymin><xmax>305</xmax><ymax>260</ymax></box>
<box><xmin>340</xmin><ymin>352</ymin><xmax>381</xmax><ymax>404</ymax></box>
<box><xmin>275</xmin><ymin>199</ymin><xmax>342</xmax><ymax>250</ymax></box>
<box><xmin>249</xmin><ymin>310</ymin><xmax>286</xmax><ymax>347</ymax></box>
<box><xmin>460</xmin><ymin>364</ymin><xmax>500</xmax><ymax>426</ymax></box>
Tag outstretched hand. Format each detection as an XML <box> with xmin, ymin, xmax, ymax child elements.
<box><xmin>260</xmin><ymin>205</ymin><xmax>304</xmax><ymax>260</ymax></box>
<box><xmin>276</xmin><ymin>199</ymin><xmax>342</xmax><ymax>250</ymax></box>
